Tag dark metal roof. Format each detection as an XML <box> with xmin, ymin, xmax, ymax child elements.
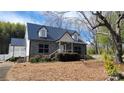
<box><xmin>27</xmin><ymin>23</ymin><xmax>86</xmax><ymax>44</ymax></box>
<box><xmin>27</xmin><ymin>23</ymin><xmax>76</xmax><ymax>40</ymax></box>
<box><xmin>11</xmin><ymin>38</ymin><xmax>25</xmax><ymax>46</ymax></box>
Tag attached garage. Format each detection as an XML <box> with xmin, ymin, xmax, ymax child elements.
<box><xmin>9</xmin><ymin>38</ymin><xmax>26</xmax><ymax>57</ymax></box>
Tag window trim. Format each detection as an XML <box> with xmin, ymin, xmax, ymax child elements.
<box><xmin>72</xmin><ymin>33</ymin><xmax>78</xmax><ymax>41</ymax></box>
<box><xmin>39</xmin><ymin>44</ymin><xmax>49</xmax><ymax>54</ymax></box>
<box><xmin>38</xmin><ymin>27</ymin><xmax>47</xmax><ymax>38</ymax></box>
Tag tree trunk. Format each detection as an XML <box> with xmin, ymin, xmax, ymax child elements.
<box><xmin>114</xmin><ymin>35</ymin><xmax>123</xmax><ymax>63</ymax></box>
<box><xmin>114</xmin><ymin>21</ymin><xmax>123</xmax><ymax>63</ymax></box>
<box><xmin>95</xmin><ymin>42</ymin><xmax>98</xmax><ymax>54</ymax></box>
<box><xmin>115</xmin><ymin>46</ymin><xmax>123</xmax><ymax>63</ymax></box>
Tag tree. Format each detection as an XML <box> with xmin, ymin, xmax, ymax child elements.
<box><xmin>79</xmin><ymin>11</ymin><xmax>124</xmax><ymax>63</ymax></box>
<box><xmin>43</xmin><ymin>11</ymin><xmax>67</xmax><ymax>28</ymax></box>
<box><xmin>0</xmin><ymin>22</ymin><xmax>25</xmax><ymax>54</ymax></box>
<box><xmin>43</xmin><ymin>11</ymin><xmax>99</xmax><ymax>54</ymax></box>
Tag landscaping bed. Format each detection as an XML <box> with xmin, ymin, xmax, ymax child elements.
<box><xmin>6</xmin><ymin>60</ymin><xmax>108</xmax><ymax>81</ymax></box>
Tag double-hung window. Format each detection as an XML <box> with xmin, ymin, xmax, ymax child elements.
<box><xmin>39</xmin><ymin>44</ymin><xmax>49</xmax><ymax>53</ymax></box>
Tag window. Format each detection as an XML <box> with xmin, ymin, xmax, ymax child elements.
<box><xmin>74</xmin><ymin>46</ymin><xmax>81</xmax><ymax>54</ymax></box>
<box><xmin>39</xmin><ymin>27</ymin><xmax>47</xmax><ymax>37</ymax></box>
<box><xmin>39</xmin><ymin>44</ymin><xmax>49</xmax><ymax>53</ymax></box>
<box><xmin>72</xmin><ymin>33</ymin><xmax>78</xmax><ymax>41</ymax></box>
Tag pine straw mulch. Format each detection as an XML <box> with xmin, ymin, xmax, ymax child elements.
<box><xmin>6</xmin><ymin>60</ymin><xmax>108</xmax><ymax>81</ymax></box>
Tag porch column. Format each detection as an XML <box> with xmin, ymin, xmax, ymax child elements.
<box><xmin>71</xmin><ymin>43</ymin><xmax>73</xmax><ymax>53</ymax></box>
<box><xmin>65</xmin><ymin>43</ymin><xmax>66</xmax><ymax>52</ymax></box>
<box><xmin>13</xmin><ymin>46</ymin><xmax>15</xmax><ymax>57</ymax></box>
<box><xmin>58</xmin><ymin>41</ymin><xmax>61</xmax><ymax>53</ymax></box>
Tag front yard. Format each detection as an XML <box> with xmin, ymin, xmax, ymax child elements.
<box><xmin>6</xmin><ymin>60</ymin><xmax>108</xmax><ymax>81</ymax></box>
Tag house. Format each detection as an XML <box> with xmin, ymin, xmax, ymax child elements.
<box><xmin>25</xmin><ymin>23</ymin><xmax>86</xmax><ymax>61</ymax></box>
<box><xmin>3</xmin><ymin>23</ymin><xmax>86</xmax><ymax>61</ymax></box>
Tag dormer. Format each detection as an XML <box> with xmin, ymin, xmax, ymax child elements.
<box><xmin>38</xmin><ymin>27</ymin><xmax>47</xmax><ymax>38</ymax></box>
<box><xmin>72</xmin><ymin>32</ymin><xmax>79</xmax><ymax>41</ymax></box>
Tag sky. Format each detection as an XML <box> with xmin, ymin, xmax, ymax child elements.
<box><xmin>0</xmin><ymin>11</ymin><xmax>92</xmax><ymax>43</ymax></box>
<box><xmin>0</xmin><ymin>11</ymin><xmax>45</xmax><ymax>24</ymax></box>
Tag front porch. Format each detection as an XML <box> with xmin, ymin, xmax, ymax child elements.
<box><xmin>58</xmin><ymin>41</ymin><xmax>74</xmax><ymax>53</ymax></box>
<box><xmin>57</xmin><ymin>41</ymin><xmax>83</xmax><ymax>55</ymax></box>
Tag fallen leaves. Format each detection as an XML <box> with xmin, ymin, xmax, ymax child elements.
<box><xmin>6</xmin><ymin>61</ymin><xmax>107</xmax><ymax>81</ymax></box>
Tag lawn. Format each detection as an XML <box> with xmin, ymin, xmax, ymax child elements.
<box><xmin>6</xmin><ymin>60</ymin><xmax>108</xmax><ymax>81</ymax></box>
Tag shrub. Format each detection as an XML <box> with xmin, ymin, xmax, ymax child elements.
<box><xmin>87</xmin><ymin>47</ymin><xmax>95</xmax><ymax>55</ymax></box>
<box><xmin>102</xmin><ymin>52</ymin><xmax>119</xmax><ymax>76</ymax></box>
<box><xmin>6</xmin><ymin>57</ymin><xmax>18</xmax><ymax>62</ymax></box>
<box><xmin>56</xmin><ymin>53</ymin><xmax>80</xmax><ymax>61</ymax></box>
<box><xmin>30</xmin><ymin>55</ymin><xmax>52</xmax><ymax>63</ymax></box>
<box><xmin>84</xmin><ymin>55</ymin><xmax>94</xmax><ymax>60</ymax></box>
<box><xmin>101</xmin><ymin>52</ymin><xmax>113</xmax><ymax>62</ymax></box>
<box><xmin>104</xmin><ymin>61</ymin><xmax>119</xmax><ymax>76</ymax></box>
<box><xmin>30</xmin><ymin>57</ymin><xmax>40</xmax><ymax>63</ymax></box>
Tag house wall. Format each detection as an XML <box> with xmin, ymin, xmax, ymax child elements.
<box><xmin>25</xmin><ymin>24</ymin><xmax>30</xmax><ymax>61</ymax></box>
<box><xmin>30</xmin><ymin>40</ymin><xmax>86</xmax><ymax>58</ymax></box>
<box><xmin>30</xmin><ymin>40</ymin><xmax>58</xmax><ymax>56</ymax></box>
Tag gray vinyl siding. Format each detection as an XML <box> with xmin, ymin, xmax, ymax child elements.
<box><xmin>30</xmin><ymin>40</ymin><xmax>58</xmax><ymax>56</ymax></box>
<box><xmin>30</xmin><ymin>40</ymin><xmax>86</xmax><ymax>58</ymax></box>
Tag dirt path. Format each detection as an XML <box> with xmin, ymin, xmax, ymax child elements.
<box><xmin>0</xmin><ymin>62</ymin><xmax>13</xmax><ymax>81</ymax></box>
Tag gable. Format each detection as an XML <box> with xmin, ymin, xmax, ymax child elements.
<box><xmin>58</xmin><ymin>33</ymin><xmax>74</xmax><ymax>42</ymax></box>
<box><xmin>72</xmin><ymin>32</ymin><xmax>79</xmax><ymax>41</ymax></box>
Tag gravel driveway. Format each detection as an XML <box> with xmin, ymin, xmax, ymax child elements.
<box><xmin>0</xmin><ymin>62</ymin><xmax>13</xmax><ymax>81</ymax></box>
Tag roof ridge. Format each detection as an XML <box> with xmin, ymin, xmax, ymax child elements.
<box><xmin>27</xmin><ymin>22</ymin><xmax>77</xmax><ymax>33</ymax></box>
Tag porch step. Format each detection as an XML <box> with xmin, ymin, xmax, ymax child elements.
<box><xmin>49</xmin><ymin>49</ymin><xmax>58</xmax><ymax>58</ymax></box>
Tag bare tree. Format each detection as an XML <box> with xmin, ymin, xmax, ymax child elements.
<box><xmin>43</xmin><ymin>11</ymin><xmax>99</xmax><ymax>54</ymax></box>
<box><xmin>43</xmin><ymin>11</ymin><xmax>67</xmax><ymax>28</ymax></box>
<box><xmin>79</xmin><ymin>11</ymin><xmax>124</xmax><ymax>63</ymax></box>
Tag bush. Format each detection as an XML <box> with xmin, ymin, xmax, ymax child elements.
<box><xmin>87</xmin><ymin>47</ymin><xmax>95</xmax><ymax>55</ymax></box>
<box><xmin>30</xmin><ymin>55</ymin><xmax>52</xmax><ymax>63</ymax></box>
<box><xmin>6</xmin><ymin>57</ymin><xmax>18</xmax><ymax>62</ymax></box>
<box><xmin>30</xmin><ymin>57</ymin><xmax>40</xmax><ymax>63</ymax></box>
<box><xmin>102</xmin><ymin>52</ymin><xmax>119</xmax><ymax>76</ymax></box>
<box><xmin>101</xmin><ymin>52</ymin><xmax>113</xmax><ymax>61</ymax></box>
<box><xmin>104</xmin><ymin>61</ymin><xmax>119</xmax><ymax>76</ymax></box>
<box><xmin>56</xmin><ymin>53</ymin><xmax>80</xmax><ymax>61</ymax></box>
<box><xmin>84</xmin><ymin>55</ymin><xmax>94</xmax><ymax>60</ymax></box>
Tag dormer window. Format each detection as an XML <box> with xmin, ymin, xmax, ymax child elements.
<box><xmin>39</xmin><ymin>27</ymin><xmax>47</xmax><ymax>38</ymax></box>
<box><xmin>72</xmin><ymin>33</ymin><xmax>78</xmax><ymax>41</ymax></box>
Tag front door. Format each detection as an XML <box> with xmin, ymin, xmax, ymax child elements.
<box><xmin>59</xmin><ymin>45</ymin><xmax>64</xmax><ymax>52</ymax></box>
<box><xmin>63</xmin><ymin>44</ymin><xmax>66</xmax><ymax>52</ymax></box>
<box><xmin>59</xmin><ymin>44</ymin><xmax>66</xmax><ymax>52</ymax></box>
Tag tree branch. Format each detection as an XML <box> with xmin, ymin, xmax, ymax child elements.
<box><xmin>79</xmin><ymin>11</ymin><xmax>94</xmax><ymax>29</ymax></box>
<box><xmin>97</xmin><ymin>32</ymin><xmax>109</xmax><ymax>36</ymax></box>
<box><xmin>92</xmin><ymin>23</ymin><xmax>105</xmax><ymax>29</ymax></box>
<box><xmin>116</xmin><ymin>13</ymin><xmax>124</xmax><ymax>25</ymax></box>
